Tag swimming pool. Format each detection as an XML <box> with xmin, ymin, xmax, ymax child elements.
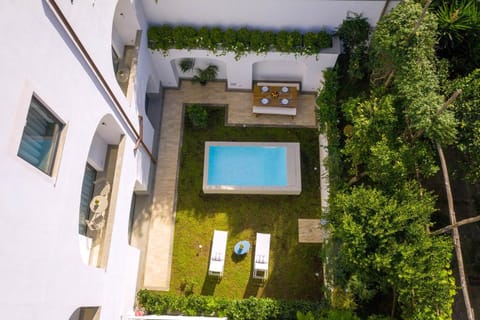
<box><xmin>203</xmin><ymin>142</ymin><xmax>301</xmax><ymax>194</ymax></box>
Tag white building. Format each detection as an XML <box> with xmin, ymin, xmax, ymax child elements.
<box><xmin>0</xmin><ymin>1</ymin><xmax>396</xmax><ymax>319</ymax></box>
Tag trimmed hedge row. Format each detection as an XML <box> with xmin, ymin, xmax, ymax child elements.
<box><xmin>137</xmin><ymin>290</ymin><xmax>326</xmax><ymax>320</ymax></box>
<box><xmin>148</xmin><ymin>25</ymin><xmax>332</xmax><ymax>58</ymax></box>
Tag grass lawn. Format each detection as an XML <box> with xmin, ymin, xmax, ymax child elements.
<box><xmin>170</xmin><ymin>107</ymin><xmax>324</xmax><ymax>301</ymax></box>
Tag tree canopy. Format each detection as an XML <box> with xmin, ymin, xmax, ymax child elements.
<box><xmin>329</xmin><ymin>183</ymin><xmax>455</xmax><ymax>319</ymax></box>
<box><xmin>449</xmin><ymin>68</ymin><xmax>480</xmax><ymax>182</ymax></box>
<box><xmin>319</xmin><ymin>0</ymin><xmax>461</xmax><ymax>318</ymax></box>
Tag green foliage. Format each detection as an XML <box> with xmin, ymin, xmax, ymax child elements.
<box><xmin>147</xmin><ymin>24</ymin><xmax>174</xmax><ymax>54</ymax></box>
<box><xmin>209</xmin><ymin>27</ymin><xmax>224</xmax><ymax>49</ymax></box>
<box><xmin>449</xmin><ymin>68</ymin><xmax>480</xmax><ymax>182</ymax></box>
<box><xmin>297</xmin><ymin>309</ymin><xmax>360</xmax><ymax>320</ymax></box>
<box><xmin>370</xmin><ymin>0</ymin><xmax>438</xmax><ymax>70</ymax></box>
<box><xmin>393</xmin><ymin>233</ymin><xmax>455</xmax><ymax>320</ymax></box>
<box><xmin>197</xmin><ymin>26</ymin><xmax>214</xmax><ymax>49</ymax></box>
<box><xmin>329</xmin><ymin>287</ymin><xmax>357</xmax><ymax>311</ymax></box>
<box><xmin>223</xmin><ymin>28</ymin><xmax>238</xmax><ymax>52</ymax></box>
<box><xmin>320</xmin><ymin>2</ymin><xmax>459</xmax><ymax>319</ymax></box>
<box><xmin>275</xmin><ymin>30</ymin><xmax>303</xmax><ymax>53</ymax></box>
<box><xmin>336</xmin><ymin>13</ymin><xmax>370</xmax><ymax>52</ymax></box>
<box><xmin>329</xmin><ymin>183</ymin><xmax>455</xmax><ymax>319</ymax></box>
<box><xmin>367</xmin><ymin>316</ymin><xmax>394</xmax><ymax>320</ymax></box>
<box><xmin>250</xmin><ymin>30</ymin><xmax>271</xmax><ymax>53</ymax></box>
<box><xmin>341</xmin><ymin>94</ymin><xmax>440</xmax><ymax>190</ymax></box>
<box><xmin>148</xmin><ymin>25</ymin><xmax>332</xmax><ymax>57</ymax></box>
<box><xmin>336</xmin><ymin>13</ymin><xmax>371</xmax><ymax>81</ymax></box>
<box><xmin>317</xmin><ymin>68</ymin><xmax>340</xmax><ymax>134</ymax></box>
<box><xmin>179</xmin><ymin>277</ymin><xmax>198</xmax><ymax>296</ymax></box>
<box><xmin>370</xmin><ymin>0</ymin><xmax>457</xmax><ymax>145</ymax></box>
<box><xmin>192</xmin><ymin>65</ymin><xmax>218</xmax><ymax>85</ymax></box>
<box><xmin>137</xmin><ymin>291</ymin><xmax>326</xmax><ymax>320</ymax></box>
<box><xmin>186</xmin><ymin>104</ymin><xmax>208</xmax><ymax>128</ymax></box>
<box><xmin>322</xmin><ymin>310</ymin><xmax>360</xmax><ymax>320</ymax></box>
<box><xmin>316</xmin><ymin>68</ymin><xmax>346</xmax><ymax>193</ymax></box>
<box><xmin>394</xmin><ymin>59</ymin><xmax>457</xmax><ymax>144</ymax></box>
<box><xmin>173</xmin><ymin>26</ymin><xmax>197</xmax><ymax>49</ymax></box>
<box><xmin>433</xmin><ymin>0</ymin><xmax>480</xmax><ymax>76</ymax></box>
<box><xmin>179</xmin><ymin>58</ymin><xmax>195</xmax><ymax>73</ymax></box>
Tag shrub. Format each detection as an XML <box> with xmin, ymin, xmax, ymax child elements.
<box><xmin>250</xmin><ymin>30</ymin><xmax>266</xmax><ymax>53</ymax></box>
<box><xmin>192</xmin><ymin>65</ymin><xmax>218</xmax><ymax>86</ymax></box>
<box><xmin>137</xmin><ymin>290</ymin><xmax>326</xmax><ymax>320</ymax></box>
<box><xmin>433</xmin><ymin>0</ymin><xmax>480</xmax><ymax>76</ymax></box>
<box><xmin>210</xmin><ymin>27</ymin><xmax>224</xmax><ymax>50</ymax></box>
<box><xmin>336</xmin><ymin>14</ymin><xmax>371</xmax><ymax>81</ymax></box>
<box><xmin>236</xmin><ymin>27</ymin><xmax>251</xmax><ymax>45</ymax></box>
<box><xmin>304</xmin><ymin>32</ymin><xmax>320</xmax><ymax>55</ymax></box>
<box><xmin>196</xmin><ymin>27</ymin><xmax>211</xmax><ymax>49</ymax></box>
<box><xmin>173</xmin><ymin>26</ymin><xmax>197</xmax><ymax>49</ymax></box>
<box><xmin>186</xmin><ymin>104</ymin><xmax>208</xmax><ymax>128</ymax></box>
<box><xmin>148</xmin><ymin>24</ymin><xmax>174</xmax><ymax>52</ymax></box>
<box><xmin>336</xmin><ymin>13</ymin><xmax>370</xmax><ymax>52</ymax></box>
<box><xmin>316</xmin><ymin>68</ymin><xmax>339</xmax><ymax>133</ymax></box>
<box><xmin>223</xmin><ymin>28</ymin><xmax>238</xmax><ymax>51</ymax></box>
<box><xmin>148</xmin><ymin>25</ymin><xmax>332</xmax><ymax>57</ymax></box>
<box><xmin>275</xmin><ymin>30</ymin><xmax>290</xmax><ymax>52</ymax></box>
<box><xmin>179</xmin><ymin>58</ymin><xmax>195</xmax><ymax>73</ymax></box>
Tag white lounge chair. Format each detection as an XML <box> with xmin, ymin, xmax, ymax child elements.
<box><xmin>208</xmin><ymin>230</ymin><xmax>228</xmax><ymax>277</ymax></box>
<box><xmin>253</xmin><ymin>233</ymin><xmax>271</xmax><ymax>280</ymax></box>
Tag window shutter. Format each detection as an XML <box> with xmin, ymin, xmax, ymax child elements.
<box><xmin>18</xmin><ymin>97</ymin><xmax>62</xmax><ymax>174</ymax></box>
<box><xmin>79</xmin><ymin>164</ymin><xmax>97</xmax><ymax>236</ymax></box>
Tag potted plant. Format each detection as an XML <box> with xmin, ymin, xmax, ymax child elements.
<box><xmin>192</xmin><ymin>64</ymin><xmax>218</xmax><ymax>85</ymax></box>
<box><xmin>179</xmin><ymin>58</ymin><xmax>195</xmax><ymax>73</ymax></box>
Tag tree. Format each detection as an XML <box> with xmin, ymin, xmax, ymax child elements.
<box><xmin>433</xmin><ymin>0</ymin><xmax>480</xmax><ymax>76</ymax></box>
<box><xmin>370</xmin><ymin>0</ymin><xmax>457</xmax><ymax>144</ymax></box>
<box><xmin>341</xmin><ymin>95</ymin><xmax>439</xmax><ymax>190</ymax></box>
<box><xmin>448</xmin><ymin>68</ymin><xmax>480</xmax><ymax>182</ymax></box>
<box><xmin>329</xmin><ymin>183</ymin><xmax>455</xmax><ymax>319</ymax></box>
<box><xmin>336</xmin><ymin>13</ymin><xmax>371</xmax><ymax>81</ymax></box>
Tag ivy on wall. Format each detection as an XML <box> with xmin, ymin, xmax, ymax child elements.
<box><xmin>148</xmin><ymin>25</ymin><xmax>332</xmax><ymax>58</ymax></box>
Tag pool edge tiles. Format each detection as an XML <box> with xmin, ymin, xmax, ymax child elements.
<box><xmin>203</xmin><ymin>142</ymin><xmax>302</xmax><ymax>195</ymax></box>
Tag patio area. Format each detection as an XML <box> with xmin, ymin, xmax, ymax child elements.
<box><xmin>132</xmin><ymin>80</ymin><xmax>320</xmax><ymax>294</ymax></box>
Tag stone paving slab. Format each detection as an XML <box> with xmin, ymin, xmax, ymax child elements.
<box><xmin>141</xmin><ymin>80</ymin><xmax>318</xmax><ymax>290</ymax></box>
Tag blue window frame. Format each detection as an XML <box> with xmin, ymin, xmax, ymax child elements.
<box><xmin>17</xmin><ymin>97</ymin><xmax>63</xmax><ymax>175</ymax></box>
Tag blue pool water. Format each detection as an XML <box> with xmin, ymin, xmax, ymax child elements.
<box><xmin>207</xmin><ymin>146</ymin><xmax>287</xmax><ymax>186</ymax></box>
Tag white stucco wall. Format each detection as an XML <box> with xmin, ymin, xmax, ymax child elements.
<box><xmin>141</xmin><ymin>0</ymin><xmax>400</xmax><ymax>30</ymax></box>
<box><xmin>88</xmin><ymin>134</ymin><xmax>108</xmax><ymax>171</ymax></box>
<box><xmin>0</xmin><ymin>1</ymin><xmax>147</xmax><ymax>319</ymax></box>
<box><xmin>53</xmin><ymin>0</ymin><xmax>157</xmax><ymax>192</ymax></box>
<box><xmin>151</xmin><ymin>38</ymin><xmax>340</xmax><ymax>92</ymax></box>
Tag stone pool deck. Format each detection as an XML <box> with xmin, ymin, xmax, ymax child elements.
<box><xmin>137</xmin><ymin>80</ymin><xmax>318</xmax><ymax>290</ymax></box>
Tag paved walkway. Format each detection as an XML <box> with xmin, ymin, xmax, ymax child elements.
<box><xmin>140</xmin><ymin>81</ymin><xmax>317</xmax><ymax>290</ymax></box>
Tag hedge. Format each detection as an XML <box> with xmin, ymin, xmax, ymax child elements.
<box><xmin>137</xmin><ymin>290</ymin><xmax>327</xmax><ymax>320</ymax></box>
<box><xmin>148</xmin><ymin>25</ymin><xmax>332</xmax><ymax>58</ymax></box>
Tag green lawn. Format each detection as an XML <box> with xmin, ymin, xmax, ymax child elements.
<box><xmin>170</xmin><ymin>107</ymin><xmax>324</xmax><ymax>300</ymax></box>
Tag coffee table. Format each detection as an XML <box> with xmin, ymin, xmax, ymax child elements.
<box><xmin>233</xmin><ymin>240</ymin><xmax>250</xmax><ymax>255</ymax></box>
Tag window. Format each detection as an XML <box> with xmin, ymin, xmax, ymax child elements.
<box><xmin>18</xmin><ymin>97</ymin><xmax>63</xmax><ymax>175</ymax></box>
<box><xmin>112</xmin><ymin>47</ymin><xmax>119</xmax><ymax>73</ymax></box>
<box><xmin>69</xmin><ymin>307</ymin><xmax>100</xmax><ymax>320</ymax></box>
<box><xmin>128</xmin><ymin>192</ymin><xmax>136</xmax><ymax>245</ymax></box>
<box><xmin>79</xmin><ymin>164</ymin><xmax>97</xmax><ymax>236</ymax></box>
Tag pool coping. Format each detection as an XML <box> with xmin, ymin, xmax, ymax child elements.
<box><xmin>203</xmin><ymin>141</ymin><xmax>302</xmax><ymax>195</ymax></box>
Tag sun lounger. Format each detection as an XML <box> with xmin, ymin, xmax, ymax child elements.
<box><xmin>208</xmin><ymin>230</ymin><xmax>228</xmax><ymax>277</ymax></box>
<box><xmin>253</xmin><ymin>233</ymin><xmax>271</xmax><ymax>280</ymax></box>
